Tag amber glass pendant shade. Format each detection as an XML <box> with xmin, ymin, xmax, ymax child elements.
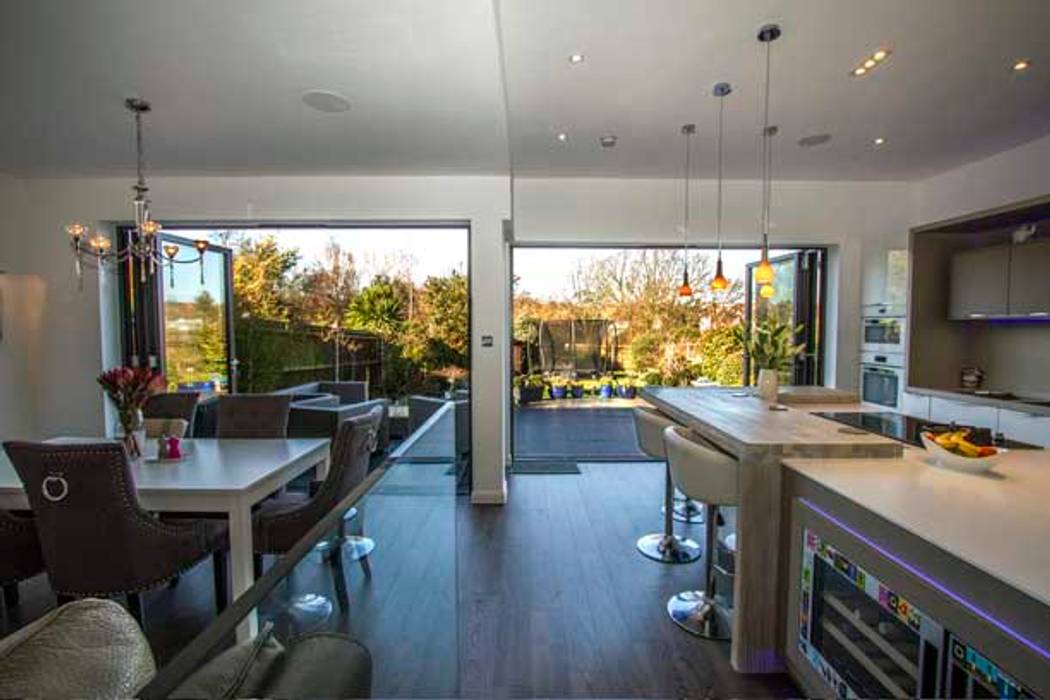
<box><xmin>759</xmin><ymin>282</ymin><xmax>776</xmax><ymax>299</ymax></box>
<box><xmin>677</xmin><ymin>270</ymin><xmax>693</xmax><ymax>298</ymax></box>
<box><xmin>754</xmin><ymin>250</ymin><xmax>776</xmax><ymax>285</ymax></box>
<box><xmin>710</xmin><ymin>256</ymin><xmax>729</xmax><ymax>291</ymax></box>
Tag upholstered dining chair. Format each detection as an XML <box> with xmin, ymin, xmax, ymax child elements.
<box><xmin>0</xmin><ymin>510</ymin><xmax>45</xmax><ymax>608</ymax></box>
<box><xmin>2</xmin><ymin>441</ymin><xmax>229</xmax><ymax>628</ymax></box>
<box><xmin>215</xmin><ymin>395</ymin><xmax>293</xmax><ymax>438</ymax></box>
<box><xmin>252</xmin><ymin>407</ymin><xmax>383</xmax><ymax>613</ymax></box>
<box><xmin>144</xmin><ymin>391</ymin><xmax>200</xmax><ymax>433</ymax></box>
<box><xmin>144</xmin><ymin>418</ymin><xmax>189</xmax><ymax>439</ymax></box>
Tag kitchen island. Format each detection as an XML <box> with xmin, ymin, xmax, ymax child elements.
<box><xmin>640</xmin><ymin>386</ymin><xmax>902</xmax><ymax>673</ymax></box>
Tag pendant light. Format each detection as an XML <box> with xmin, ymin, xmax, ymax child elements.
<box><xmin>754</xmin><ymin>23</ymin><xmax>781</xmax><ymax>289</ymax></box>
<box><xmin>710</xmin><ymin>82</ymin><xmax>732</xmax><ymax>292</ymax></box>
<box><xmin>677</xmin><ymin>123</ymin><xmax>697</xmax><ymax>299</ymax></box>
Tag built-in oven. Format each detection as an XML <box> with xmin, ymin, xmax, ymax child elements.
<box><xmin>862</xmin><ymin>305</ymin><xmax>906</xmax><ymax>354</ymax></box>
<box><xmin>860</xmin><ymin>351</ymin><xmax>904</xmax><ymax>409</ymax></box>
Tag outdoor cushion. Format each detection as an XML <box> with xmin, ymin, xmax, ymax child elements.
<box><xmin>0</xmin><ymin>598</ymin><xmax>156</xmax><ymax>699</ymax></box>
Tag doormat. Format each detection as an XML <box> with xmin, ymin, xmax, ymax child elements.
<box><xmin>509</xmin><ymin>460</ymin><xmax>581</xmax><ymax>475</ymax></box>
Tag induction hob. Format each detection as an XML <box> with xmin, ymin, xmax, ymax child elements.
<box><xmin>811</xmin><ymin>411</ymin><xmax>1042</xmax><ymax>450</ymax></box>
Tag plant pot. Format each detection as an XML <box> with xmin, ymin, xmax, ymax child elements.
<box><xmin>757</xmin><ymin>369</ymin><xmax>779</xmax><ymax>403</ymax></box>
<box><xmin>570</xmin><ymin>385</ymin><xmax>585</xmax><ymax>399</ymax></box>
<box><xmin>550</xmin><ymin>385</ymin><xmax>568</xmax><ymax>400</ymax></box>
<box><xmin>519</xmin><ymin>386</ymin><xmax>544</xmax><ymax>404</ymax></box>
<box><xmin>598</xmin><ymin>384</ymin><xmax>614</xmax><ymax>399</ymax></box>
<box><xmin>617</xmin><ymin>385</ymin><xmax>637</xmax><ymax>399</ymax></box>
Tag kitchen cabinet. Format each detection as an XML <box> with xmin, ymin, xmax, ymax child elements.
<box><xmin>997</xmin><ymin>407</ymin><xmax>1050</xmax><ymax>448</ymax></box>
<box><xmin>949</xmin><ymin>245</ymin><xmax>1010</xmax><ymax>319</ymax></box>
<box><xmin>900</xmin><ymin>391</ymin><xmax>931</xmax><ymax>419</ymax></box>
<box><xmin>929</xmin><ymin>396</ymin><xmax>998</xmax><ymax>430</ymax></box>
<box><xmin>1007</xmin><ymin>238</ymin><xmax>1050</xmax><ymax>318</ymax></box>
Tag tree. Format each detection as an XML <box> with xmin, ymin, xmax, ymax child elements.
<box><xmin>346</xmin><ymin>274</ymin><xmax>410</xmax><ymax>340</ymax></box>
<box><xmin>402</xmin><ymin>271</ymin><xmax>469</xmax><ymax>372</ymax></box>
<box><xmin>231</xmin><ymin>235</ymin><xmax>300</xmax><ymax>323</ymax></box>
<box><xmin>298</xmin><ymin>240</ymin><xmax>359</xmax><ymax>335</ymax></box>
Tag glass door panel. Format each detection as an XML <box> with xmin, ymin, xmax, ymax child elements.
<box><xmin>158</xmin><ymin>235</ymin><xmax>235</xmax><ymax>393</ymax></box>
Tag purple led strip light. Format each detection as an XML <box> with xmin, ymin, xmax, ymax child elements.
<box><xmin>800</xmin><ymin>498</ymin><xmax>1050</xmax><ymax>662</ymax></box>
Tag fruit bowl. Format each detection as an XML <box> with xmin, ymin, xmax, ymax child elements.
<box><xmin>920</xmin><ymin>433</ymin><xmax>1005</xmax><ymax>474</ymax></box>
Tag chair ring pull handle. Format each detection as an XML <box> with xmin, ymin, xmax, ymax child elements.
<box><xmin>42</xmin><ymin>474</ymin><xmax>69</xmax><ymax>503</ymax></box>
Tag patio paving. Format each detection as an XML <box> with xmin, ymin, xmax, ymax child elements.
<box><xmin>513</xmin><ymin>405</ymin><xmax>651</xmax><ymax>461</ymax></box>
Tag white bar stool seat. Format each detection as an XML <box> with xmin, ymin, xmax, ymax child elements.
<box><xmin>632</xmin><ymin>408</ymin><xmax>701</xmax><ymax>564</ymax></box>
<box><xmin>663</xmin><ymin>424</ymin><xmax>739</xmax><ymax>640</ymax></box>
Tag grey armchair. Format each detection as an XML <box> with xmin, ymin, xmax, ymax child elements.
<box><xmin>0</xmin><ymin>510</ymin><xmax>45</xmax><ymax>608</ymax></box>
<box><xmin>2</xmin><ymin>441</ymin><xmax>229</xmax><ymax>628</ymax></box>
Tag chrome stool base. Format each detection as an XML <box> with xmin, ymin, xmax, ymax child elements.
<box><xmin>286</xmin><ymin>593</ymin><xmax>334</xmax><ymax>633</ymax></box>
<box><xmin>636</xmin><ymin>533</ymin><xmax>701</xmax><ymax>564</ymax></box>
<box><xmin>667</xmin><ymin>590</ymin><xmax>731</xmax><ymax>640</ymax></box>
<box><xmin>345</xmin><ymin>535</ymin><xmax>375</xmax><ymax>561</ymax></box>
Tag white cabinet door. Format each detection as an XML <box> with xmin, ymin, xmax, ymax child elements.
<box><xmin>900</xmin><ymin>391</ymin><xmax>931</xmax><ymax>419</ymax></box>
<box><xmin>929</xmin><ymin>397</ymin><xmax>998</xmax><ymax>430</ymax></box>
<box><xmin>997</xmin><ymin>409</ymin><xmax>1050</xmax><ymax>448</ymax></box>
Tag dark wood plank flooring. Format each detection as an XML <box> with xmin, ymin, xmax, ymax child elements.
<box><xmin>458</xmin><ymin>462</ymin><xmax>798</xmax><ymax>698</ymax></box>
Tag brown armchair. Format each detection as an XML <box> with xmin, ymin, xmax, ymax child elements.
<box><xmin>252</xmin><ymin>406</ymin><xmax>383</xmax><ymax>613</ymax></box>
<box><xmin>0</xmin><ymin>510</ymin><xmax>45</xmax><ymax>608</ymax></box>
<box><xmin>2</xmin><ymin>441</ymin><xmax>229</xmax><ymax>628</ymax></box>
<box><xmin>215</xmin><ymin>395</ymin><xmax>292</xmax><ymax>438</ymax></box>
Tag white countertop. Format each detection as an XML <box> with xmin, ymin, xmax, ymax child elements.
<box><xmin>784</xmin><ymin>446</ymin><xmax>1050</xmax><ymax>608</ymax></box>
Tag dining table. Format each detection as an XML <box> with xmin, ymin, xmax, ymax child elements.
<box><xmin>0</xmin><ymin>436</ymin><xmax>330</xmax><ymax>642</ymax></box>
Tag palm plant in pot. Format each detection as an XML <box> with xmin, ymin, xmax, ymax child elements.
<box><xmin>597</xmin><ymin>375</ymin><xmax>616</xmax><ymax>399</ymax></box>
<box><xmin>549</xmin><ymin>375</ymin><xmax>569</xmax><ymax>400</ymax></box>
<box><xmin>733</xmin><ymin>319</ymin><xmax>806</xmax><ymax>402</ymax></box>
<box><xmin>515</xmin><ymin>374</ymin><xmax>546</xmax><ymax>404</ymax></box>
<box><xmin>616</xmin><ymin>376</ymin><xmax>638</xmax><ymax>399</ymax></box>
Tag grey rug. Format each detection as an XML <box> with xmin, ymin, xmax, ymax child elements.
<box><xmin>509</xmin><ymin>459</ymin><xmax>581</xmax><ymax>475</ymax></box>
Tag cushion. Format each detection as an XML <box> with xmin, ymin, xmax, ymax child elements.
<box><xmin>0</xmin><ymin>598</ymin><xmax>156</xmax><ymax>699</ymax></box>
<box><xmin>171</xmin><ymin>623</ymin><xmax>285</xmax><ymax>699</ymax></box>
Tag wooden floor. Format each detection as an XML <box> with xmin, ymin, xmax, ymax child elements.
<box><xmin>3</xmin><ymin>460</ymin><xmax>797</xmax><ymax>698</ymax></box>
<box><xmin>459</xmin><ymin>462</ymin><xmax>798</xmax><ymax>698</ymax></box>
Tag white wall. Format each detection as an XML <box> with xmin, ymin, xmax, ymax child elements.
<box><xmin>514</xmin><ymin>177</ymin><xmax>913</xmax><ymax>389</ymax></box>
<box><xmin>2</xmin><ymin>175</ymin><xmax>512</xmax><ymax>503</ymax></box>
<box><xmin>913</xmin><ymin>133</ymin><xmax>1050</xmax><ymax>226</ymax></box>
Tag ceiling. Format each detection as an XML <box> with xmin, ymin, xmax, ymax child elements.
<box><xmin>2</xmin><ymin>0</ymin><xmax>1049</xmax><ymax>180</ymax></box>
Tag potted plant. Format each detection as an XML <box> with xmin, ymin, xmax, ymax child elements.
<box><xmin>549</xmin><ymin>376</ymin><xmax>569</xmax><ymax>400</ymax></box>
<box><xmin>516</xmin><ymin>374</ymin><xmax>545</xmax><ymax>404</ymax></box>
<box><xmin>97</xmin><ymin>367</ymin><xmax>165</xmax><ymax>457</ymax></box>
<box><xmin>570</xmin><ymin>382</ymin><xmax>585</xmax><ymax>399</ymax></box>
<box><xmin>617</xmin><ymin>376</ymin><xmax>638</xmax><ymax>399</ymax></box>
<box><xmin>733</xmin><ymin>320</ymin><xmax>806</xmax><ymax>403</ymax></box>
<box><xmin>597</xmin><ymin>375</ymin><xmax>616</xmax><ymax>399</ymax></box>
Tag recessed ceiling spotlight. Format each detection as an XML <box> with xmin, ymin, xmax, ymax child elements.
<box><xmin>851</xmin><ymin>48</ymin><xmax>891</xmax><ymax>77</ymax></box>
<box><xmin>798</xmin><ymin>133</ymin><xmax>832</xmax><ymax>148</ymax></box>
<box><xmin>568</xmin><ymin>53</ymin><xmax>585</xmax><ymax>65</ymax></box>
<box><xmin>301</xmin><ymin>89</ymin><xmax>351</xmax><ymax>113</ymax></box>
<box><xmin>599</xmin><ymin>135</ymin><xmax>618</xmax><ymax>148</ymax></box>
<box><xmin>556</xmin><ymin>132</ymin><xmax>569</xmax><ymax>142</ymax></box>
<box><xmin>874</xmin><ymin>137</ymin><xmax>886</xmax><ymax>145</ymax></box>
<box><xmin>1013</xmin><ymin>58</ymin><xmax>1031</xmax><ymax>71</ymax></box>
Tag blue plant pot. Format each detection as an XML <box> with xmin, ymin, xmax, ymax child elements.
<box><xmin>551</xmin><ymin>385</ymin><xmax>568</xmax><ymax>399</ymax></box>
<box><xmin>571</xmin><ymin>385</ymin><xmax>585</xmax><ymax>399</ymax></box>
<box><xmin>598</xmin><ymin>384</ymin><xmax>614</xmax><ymax>399</ymax></box>
<box><xmin>617</xmin><ymin>385</ymin><xmax>637</xmax><ymax>399</ymax></box>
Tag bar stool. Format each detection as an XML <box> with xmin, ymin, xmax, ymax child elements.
<box><xmin>663</xmin><ymin>425</ymin><xmax>739</xmax><ymax>639</ymax></box>
<box><xmin>632</xmin><ymin>408</ymin><xmax>700</xmax><ymax>564</ymax></box>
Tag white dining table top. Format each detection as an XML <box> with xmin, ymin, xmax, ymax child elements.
<box><xmin>0</xmin><ymin>437</ymin><xmax>330</xmax><ymax>498</ymax></box>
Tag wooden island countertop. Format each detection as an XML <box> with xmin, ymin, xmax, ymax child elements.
<box><xmin>639</xmin><ymin>386</ymin><xmax>903</xmax><ymax>674</ymax></box>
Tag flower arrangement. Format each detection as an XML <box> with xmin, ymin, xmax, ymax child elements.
<box><xmin>97</xmin><ymin>367</ymin><xmax>165</xmax><ymax>456</ymax></box>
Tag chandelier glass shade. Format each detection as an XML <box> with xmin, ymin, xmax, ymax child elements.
<box><xmin>65</xmin><ymin>98</ymin><xmax>210</xmax><ymax>287</ymax></box>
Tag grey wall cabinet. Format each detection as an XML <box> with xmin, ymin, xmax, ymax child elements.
<box><xmin>949</xmin><ymin>245</ymin><xmax>1010</xmax><ymax>319</ymax></box>
<box><xmin>1007</xmin><ymin>238</ymin><xmax>1050</xmax><ymax>317</ymax></box>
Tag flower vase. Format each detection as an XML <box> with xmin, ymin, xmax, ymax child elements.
<box><xmin>121</xmin><ymin>408</ymin><xmax>145</xmax><ymax>458</ymax></box>
<box><xmin>757</xmin><ymin>369</ymin><xmax>779</xmax><ymax>403</ymax></box>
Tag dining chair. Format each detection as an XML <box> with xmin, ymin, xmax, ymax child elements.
<box><xmin>2</xmin><ymin>441</ymin><xmax>229</xmax><ymax>628</ymax></box>
<box><xmin>215</xmin><ymin>395</ymin><xmax>292</xmax><ymax>438</ymax></box>
<box><xmin>252</xmin><ymin>407</ymin><xmax>383</xmax><ymax>613</ymax></box>
<box><xmin>144</xmin><ymin>391</ymin><xmax>200</xmax><ymax>433</ymax></box>
<box><xmin>0</xmin><ymin>510</ymin><xmax>45</xmax><ymax>608</ymax></box>
<box><xmin>144</xmin><ymin>418</ymin><xmax>189</xmax><ymax>439</ymax></box>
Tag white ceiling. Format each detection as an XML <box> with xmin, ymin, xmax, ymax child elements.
<box><xmin>2</xmin><ymin>0</ymin><xmax>1049</xmax><ymax>180</ymax></box>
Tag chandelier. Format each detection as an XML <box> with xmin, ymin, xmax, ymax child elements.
<box><xmin>676</xmin><ymin>123</ymin><xmax>697</xmax><ymax>299</ymax></box>
<box><xmin>710</xmin><ymin>82</ymin><xmax>732</xmax><ymax>292</ymax></box>
<box><xmin>65</xmin><ymin>98</ymin><xmax>209</xmax><ymax>286</ymax></box>
<box><xmin>754</xmin><ymin>23</ymin><xmax>781</xmax><ymax>296</ymax></box>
